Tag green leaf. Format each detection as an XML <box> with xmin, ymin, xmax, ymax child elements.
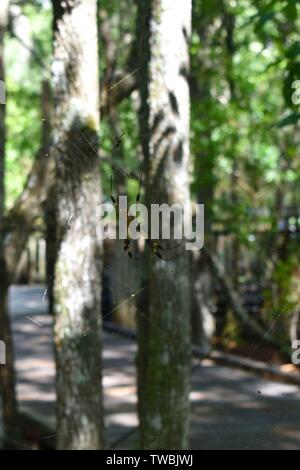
<box><xmin>286</xmin><ymin>41</ymin><xmax>300</xmax><ymax>59</ymax></box>
<box><xmin>284</xmin><ymin>1</ymin><xmax>298</xmax><ymax>21</ymax></box>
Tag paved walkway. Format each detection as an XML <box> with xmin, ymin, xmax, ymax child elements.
<box><xmin>7</xmin><ymin>285</ymin><xmax>300</xmax><ymax>449</ymax></box>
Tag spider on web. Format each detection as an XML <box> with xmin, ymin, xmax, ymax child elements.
<box><xmin>110</xmin><ymin>172</ymin><xmax>181</xmax><ymax>261</ymax></box>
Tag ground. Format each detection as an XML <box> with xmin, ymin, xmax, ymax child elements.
<box><xmin>4</xmin><ymin>285</ymin><xmax>300</xmax><ymax>449</ymax></box>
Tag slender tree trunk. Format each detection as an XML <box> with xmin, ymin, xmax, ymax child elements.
<box><xmin>222</xmin><ymin>2</ymin><xmax>240</xmax><ymax>287</ymax></box>
<box><xmin>192</xmin><ymin>121</ymin><xmax>215</xmax><ymax>351</ymax></box>
<box><xmin>191</xmin><ymin>251</ymin><xmax>215</xmax><ymax>353</ymax></box>
<box><xmin>0</xmin><ymin>0</ymin><xmax>19</xmax><ymax>448</ymax></box>
<box><xmin>39</xmin><ymin>80</ymin><xmax>56</xmax><ymax>315</ymax></box>
<box><xmin>137</xmin><ymin>0</ymin><xmax>192</xmax><ymax>449</ymax></box>
<box><xmin>51</xmin><ymin>0</ymin><xmax>104</xmax><ymax>450</ymax></box>
<box><xmin>45</xmin><ymin>184</ymin><xmax>56</xmax><ymax>315</ymax></box>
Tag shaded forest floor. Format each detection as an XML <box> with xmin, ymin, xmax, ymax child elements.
<box><xmin>6</xmin><ymin>285</ymin><xmax>300</xmax><ymax>450</ymax></box>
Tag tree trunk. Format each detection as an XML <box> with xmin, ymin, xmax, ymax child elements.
<box><xmin>137</xmin><ymin>0</ymin><xmax>192</xmax><ymax>449</ymax></box>
<box><xmin>45</xmin><ymin>184</ymin><xmax>56</xmax><ymax>315</ymax></box>
<box><xmin>0</xmin><ymin>0</ymin><xmax>19</xmax><ymax>448</ymax></box>
<box><xmin>51</xmin><ymin>0</ymin><xmax>104</xmax><ymax>450</ymax></box>
<box><xmin>191</xmin><ymin>251</ymin><xmax>215</xmax><ymax>353</ymax></box>
<box><xmin>190</xmin><ymin>3</ymin><xmax>219</xmax><ymax>351</ymax></box>
<box><xmin>39</xmin><ymin>79</ymin><xmax>56</xmax><ymax>315</ymax></box>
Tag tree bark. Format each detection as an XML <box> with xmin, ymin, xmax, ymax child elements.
<box><xmin>137</xmin><ymin>0</ymin><xmax>192</xmax><ymax>449</ymax></box>
<box><xmin>51</xmin><ymin>0</ymin><xmax>104</xmax><ymax>450</ymax></box>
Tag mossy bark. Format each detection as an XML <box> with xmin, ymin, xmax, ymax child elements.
<box><xmin>137</xmin><ymin>0</ymin><xmax>192</xmax><ymax>450</ymax></box>
<box><xmin>51</xmin><ymin>0</ymin><xmax>104</xmax><ymax>450</ymax></box>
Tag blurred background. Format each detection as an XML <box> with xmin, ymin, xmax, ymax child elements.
<box><xmin>1</xmin><ymin>0</ymin><xmax>300</xmax><ymax>451</ymax></box>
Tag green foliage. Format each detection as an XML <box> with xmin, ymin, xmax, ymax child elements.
<box><xmin>190</xmin><ymin>0</ymin><xmax>300</xmax><ymax>248</ymax></box>
<box><xmin>4</xmin><ymin>1</ymin><xmax>52</xmax><ymax>209</ymax></box>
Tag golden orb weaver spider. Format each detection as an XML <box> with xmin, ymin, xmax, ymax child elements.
<box><xmin>110</xmin><ymin>172</ymin><xmax>181</xmax><ymax>261</ymax></box>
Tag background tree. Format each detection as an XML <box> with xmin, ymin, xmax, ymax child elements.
<box><xmin>137</xmin><ymin>0</ymin><xmax>192</xmax><ymax>449</ymax></box>
<box><xmin>51</xmin><ymin>0</ymin><xmax>104</xmax><ymax>450</ymax></box>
